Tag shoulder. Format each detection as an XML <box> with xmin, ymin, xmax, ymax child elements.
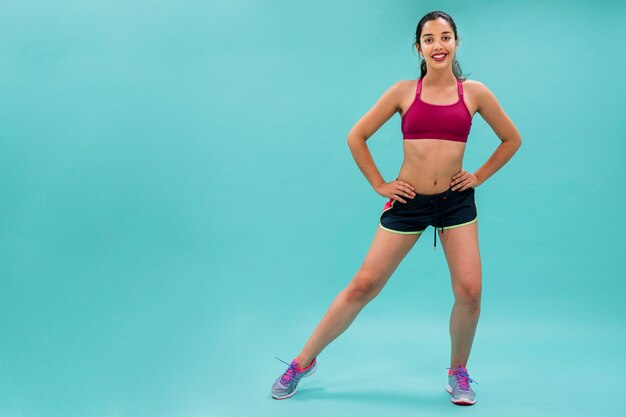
<box><xmin>374</xmin><ymin>80</ymin><xmax>404</xmax><ymax>98</ymax></box>
<box><xmin>376</xmin><ymin>79</ymin><xmax>414</xmax><ymax>107</ymax></box>
<box><xmin>388</xmin><ymin>79</ymin><xmax>418</xmax><ymax>99</ymax></box>
<box><xmin>398</xmin><ymin>78</ymin><xmax>419</xmax><ymax>90</ymax></box>
<box><xmin>460</xmin><ymin>78</ymin><xmax>486</xmax><ymax>94</ymax></box>
<box><xmin>461</xmin><ymin>79</ymin><xmax>496</xmax><ymax>97</ymax></box>
<box><xmin>387</xmin><ymin>79</ymin><xmax>415</xmax><ymax>94</ymax></box>
<box><xmin>461</xmin><ymin>79</ymin><xmax>498</xmax><ymax>110</ymax></box>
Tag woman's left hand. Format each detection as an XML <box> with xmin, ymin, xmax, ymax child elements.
<box><xmin>450</xmin><ymin>169</ymin><xmax>481</xmax><ymax>191</ymax></box>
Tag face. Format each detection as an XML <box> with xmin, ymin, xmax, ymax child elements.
<box><xmin>417</xmin><ymin>17</ymin><xmax>458</xmax><ymax>68</ymax></box>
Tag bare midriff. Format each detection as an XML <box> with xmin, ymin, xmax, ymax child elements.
<box><xmin>397</xmin><ymin>139</ymin><xmax>466</xmax><ymax>195</ymax></box>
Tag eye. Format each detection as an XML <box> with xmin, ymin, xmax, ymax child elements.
<box><xmin>424</xmin><ymin>37</ymin><xmax>451</xmax><ymax>43</ymax></box>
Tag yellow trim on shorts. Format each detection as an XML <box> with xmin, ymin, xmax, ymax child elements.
<box><xmin>379</xmin><ymin>223</ymin><xmax>425</xmax><ymax>235</ymax></box>
<box><xmin>436</xmin><ymin>216</ymin><xmax>477</xmax><ymax>232</ymax></box>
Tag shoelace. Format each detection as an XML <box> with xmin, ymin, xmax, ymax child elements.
<box><xmin>275</xmin><ymin>357</ymin><xmax>301</xmax><ymax>385</ymax></box>
<box><xmin>445</xmin><ymin>365</ymin><xmax>479</xmax><ymax>391</ymax></box>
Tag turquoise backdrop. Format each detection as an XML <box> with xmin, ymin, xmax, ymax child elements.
<box><xmin>1</xmin><ymin>0</ymin><xmax>624</xmax><ymax>416</ymax></box>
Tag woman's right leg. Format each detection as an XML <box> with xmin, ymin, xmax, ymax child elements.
<box><xmin>294</xmin><ymin>225</ymin><xmax>422</xmax><ymax>367</ymax></box>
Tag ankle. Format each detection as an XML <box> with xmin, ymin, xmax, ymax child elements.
<box><xmin>295</xmin><ymin>355</ymin><xmax>315</xmax><ymax>370</ymax></box>
<box><xmin>449</xmin><ymin>364</ymin><xmax>466</xmax><ymax>374</ymax></box>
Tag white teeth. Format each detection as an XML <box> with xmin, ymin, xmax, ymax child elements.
<box><xmin>433</xmin><ymin>54</ymin><xmax>447</xmax><ymax>58</ymax></box>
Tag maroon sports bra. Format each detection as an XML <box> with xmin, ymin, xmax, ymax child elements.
<box><xmin>401</xmin><ymin>77</ymin><xmax>472</xmax><ymax>143</ymax></box>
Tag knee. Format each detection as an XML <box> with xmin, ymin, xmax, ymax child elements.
<box><xmin>454</xmin><ymin>283</ymin><xmax>482</xmax><ymax>310</ymax></box>
<box><xmin>345</xmin><ymin>271</ymin><xmax>382</xmax><ymax>302</ymax></box>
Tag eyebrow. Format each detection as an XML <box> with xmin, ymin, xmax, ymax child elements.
<box><xmin>422</xmin><ymin>31</ymin><xmax>452</xmax><ymax>38</ymax></box>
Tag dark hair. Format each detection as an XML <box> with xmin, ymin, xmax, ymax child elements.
<box><xmin>413</xmin><ymin>11</ymin><xmax>468</xmax><ymax>80</ymax></box>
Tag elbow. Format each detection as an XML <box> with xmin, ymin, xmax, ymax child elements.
<box><xmin>505</xmin><ymin>135</ymin><xmax>522</xmax><ymax>149</ymax></box>
<box><xmin>347</xmin><ymin>134</ymin><xmax>367</xmax><ymax>146</ymax></box>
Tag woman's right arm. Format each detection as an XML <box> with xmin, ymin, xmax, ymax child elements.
<box><xmin>346</xmin><ymin>82</ymin><xmax>415</xmax><ymax>201</ymax></box>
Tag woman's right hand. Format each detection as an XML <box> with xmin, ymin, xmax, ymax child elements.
<box><xmin>375</xmin><ymin>178</ymin><xmax>416</xmax><ymax>204</ymax></box>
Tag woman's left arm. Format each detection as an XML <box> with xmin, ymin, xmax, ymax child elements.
<box><xmin>451</xmin><ymin>82</ymin><xmax>522</xmax><ymax>191</ymax></box>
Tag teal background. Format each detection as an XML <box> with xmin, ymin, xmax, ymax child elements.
<box><xmin>1</xmin><ymin>0</ymin><xmax>624</xmax><ymax>416</ymax></box>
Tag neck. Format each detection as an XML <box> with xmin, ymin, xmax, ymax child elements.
<box><xmin>422</xmin><ymin>70</ymin><xmax>456</xmax><ymax>86</ymax></box>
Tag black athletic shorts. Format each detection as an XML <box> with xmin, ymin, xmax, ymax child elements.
<box><xmin>379</xmin><ymin>185</ymin><xmax>478</xmax><ymax>249</ymax></box>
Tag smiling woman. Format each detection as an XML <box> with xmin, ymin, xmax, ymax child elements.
<box><xmin>270</xmin><ymin>10</ymin><xmax>522</xmax><ymax>407</ymax></box>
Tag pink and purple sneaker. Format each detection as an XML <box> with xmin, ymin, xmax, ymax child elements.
<box><xmin>271</xmin><ymin>356</ymin><xmax>318</xmax><ymax>399</ymax></box>
<box><xmin>446</xmin><ymin>363</ymin><xmax>478</xmax><ymax>405</ymax></box>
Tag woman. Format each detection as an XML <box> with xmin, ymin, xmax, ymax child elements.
<box><xmin>271</xmin><ymin>10</ymin><xmax>521</xmax><ymax>406</ymax></box>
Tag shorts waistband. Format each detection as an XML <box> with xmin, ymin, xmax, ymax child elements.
<box><xmin>412</xmin><ymin>186</ymin><xmax>455</xmax><ymax>200</ymax></box>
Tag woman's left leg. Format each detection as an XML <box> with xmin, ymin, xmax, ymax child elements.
<box><xmin>438</xmin><ymin>220</ymin><xmax>482</xmax><ymax>368</ymax></box>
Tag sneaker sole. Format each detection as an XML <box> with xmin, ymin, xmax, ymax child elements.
<box><xmin>446</xmin><ymin>383</ymin><xmax>476</xmax><ymax>405</ymax></box>
<box><xmin>271</xmin><ymin>361</ymin><xmax>318</xmax><ymax>400</ymax></box>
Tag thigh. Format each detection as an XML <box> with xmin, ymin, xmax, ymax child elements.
<box><xmin>356</xmin><ymin>225</ymin><xmax>422</xmax><ymax>289</ymax></box>
<box><xmin>438</xmin><ymin>220</ymin><xmax>482</xmax><ymax>297</ymax></box>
